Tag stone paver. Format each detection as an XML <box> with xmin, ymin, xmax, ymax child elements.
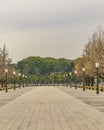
<box><xmin>0</xmin><ymin>87</ymin><xmax>34</xmax><ymax>107</ymax></box>
<box><xmin>0</xmin><ymin>87</ymin><xmax>104</xmax><ymax>129</ymax></box>
<box><xmin>56</xmin><ymin>86</ymin><xmax>104</xmax><ymax>112</ymax></box>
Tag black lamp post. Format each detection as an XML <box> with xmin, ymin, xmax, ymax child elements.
<box><xmin>82</xmin><ymin>68</ymin><xmax>85</xmax><ymax>91</ymax></box>
<box><xmin>13</xmin><ymin>71</ymin><xmax>16</xmax><ymax>90</ymax></box>
<box><xmin>19</xmin><ymin>73</ymin><xmax>21</xmax><ymax>89</ymax></box>
<box><xmin>74</xmin><ymin>70</ymin><xmax>77</xmax><ymax>89</ymax></box>
<box><xmin>95</xmin><ymin>62</ymin><xmax>99</xmax><ymax>94</ymax></box>
<box><xmin>65</xmin><ymin>74</ymin><xmax>68</xmax><ymax>87</ymax></box>
<box><xmin>69</xmin><ymin>73</ymin><xmax>72</xmax><ymax>88</ymax></box>
<box><xmin>22</xmin><ymin>74</ymin><xmax>24</xmax><ymax>88</ymax></box>
<box><xmin>5</xmin><ymin>69</ymin><xmax>8</xmax><ymax>92</ymax></box>
<box><xmin>25</xmin><ymin>75</ymin><xmax>27</xmax><ymax>87</ymax></box>
<box><xmin>63</xmin><ymin>75</ymin><xmax>66</xmax><ymax>86</ymax></box>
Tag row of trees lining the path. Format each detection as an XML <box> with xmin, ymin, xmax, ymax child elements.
<box><xmin>0</xmin><ymin>44</ymin><xmax>76</xmax><ymax>86</ymax></box>
<box><xmin>17</xmin><ymin>27</ymin><xmax>104</xmax><ymax>86</ymax></box>
<box><xmin>1</xmin><ymin>27</ymin><xmax>104</xmax><ymax>87</ymax></box>
<box><xmin>0</xmin><ymin>44</ymin><xmax>18</xmax><ymax>87</ymax></box>
<box><xmin>75</xmin><ymin>27</ymin><xmax>104</xmax><ymax>86</ymax></box>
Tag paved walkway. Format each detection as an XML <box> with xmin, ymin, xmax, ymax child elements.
<box><xmin>56</xmin><ymin>86</ymin><xmax>104</xmax><ymax>112</ymax></box>
<box><xmin>0</xmin><ymin>87</ymin><xmax>34</xmax><ymax>107</ymax></box>
<box><xmin>0</xmin><ymin>87</ymin><xmax>104</xmax><ymax>130</ymax></box>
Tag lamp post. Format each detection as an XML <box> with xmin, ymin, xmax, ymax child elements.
<box><xmin>13</xmin><ymin>71</ymin><xmax>16</xmax><ymax>90</ymax></box>
<box><xmin>25</xmin><ymin>75</ymin><xmax>27</xmax><ymax>87</ymax></box>
<box><xmin>82</xmin><ymin>68</ymin><xmax>85</xmax><ymax>91</ymax></box>
<box><xmin>5</xmin><ymin>69</ymin><xmax>8</xmax><ymax>92</ymax></box>
<box><xmin>22</xmin><ymin>74</ymin><xmax>25</xmax><ymax>88</ymax></box>
<box><xmin>95</xmin><ymin>62</ymin><xmax>99</xmax><ymax>94</ymax></box>
<box><xmin>74</xmin><ymin>70</ymin><xmax>77</xmax><ymax>89</ymax></box>
<box><xmin>69</xmin><ymin>73</ymin><xmax>72</xmax><ymax>88</ymax></box>
<box><xmin>65</xmin><ymin>74</ymin><xmax>68</xmax><ymax>87</ymax></box>
<box><xmin>19</xmin><ymin>73</ymin><xmax>21</xmax><ymax>89</ymax></box>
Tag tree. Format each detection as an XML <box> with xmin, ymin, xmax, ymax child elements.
<box><xmin>16</xmin><ymin>56</ymin><xmax>75</xmax><ymax>83</ymax></box>
<box><xmin>75</xmin><ymin>27</ymin><xmax>104</xmax><ymax>86</ymax></box>
<box><xmin>0</xmin><ymin>44</ymin><xmax>12</xmax><ymax>87</ymax></box>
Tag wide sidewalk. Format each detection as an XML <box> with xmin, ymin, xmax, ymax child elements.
<box><xmin>0</xmin><ymin>87</ymin><xmax>104</xmax><ymax>130</ymax></box>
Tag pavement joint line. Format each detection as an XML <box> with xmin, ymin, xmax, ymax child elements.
<box><xmin>0</xmin><ymin>86</ymin><xmax>104</xmax><ymax>129</ymax></box>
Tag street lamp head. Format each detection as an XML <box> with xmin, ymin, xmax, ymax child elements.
<box><xmin>65</xmin><ymin>74</ymin><xmax>68</xmax><ymax>77</ymax></box>
<box><xmin>70</xmin><ymin>73</ymin><xmax>72</xmax><ymax>75</ymax></box>
<box><xmin>13</xmin><ymin>71</ymin><xmax>16</xmax><ymax>75</ymax></box>
<box><xmin>5</xmin><ymin>69</ymin><xmax>8</xmax><ymax>74</ymax></box>
<box><xmin>25</xmin><ymin>75</ymin><xmax>27</xmax><ymax>78</ymax></box>
<box><xmin>74</xmin><ymin>71</ymin><xmax>77</xmax><ymax>74</ymax></box>
<box><xmin>95</xmin><ymin>62</ymin><xmax>99</xmax><ymax>68</ymax></box>
<box><xmin>82</xmin><ymin>68</ymin><xmax>85</xmax><ymax>72</ymax></box>
<box><xmin>19</xmin><ymin>73</ymin><xmax>21</xmax><ymax>76</ymax></box>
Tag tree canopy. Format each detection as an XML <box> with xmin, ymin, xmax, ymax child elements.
<box><xmin>16</xmin><ymin>56</ymin><xmax>75</xmax><ymax>83</ymax></box>
<box><xmin>75</xmin><ymin>27</ymin><xmax>104</xmax><ymax>86</ymax></box>
<box><xmin>17</xmin><ymin>56</ymin><xmax>75</xmax><ymax>75</ymax></box>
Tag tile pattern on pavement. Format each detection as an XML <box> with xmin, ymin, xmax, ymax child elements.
<box><xmin>56</xmin><ymin>86</ymin><xmax>104</xmax><ymax>112</ymax></box>
<box><xmin>0</xmin><ymin>87</ymin><xmax>104</xmax><ymax>130</ymax></box>
<box><xmin>0</xmin><ymin>87</ymin><xmax>34</xmax><ymax>107</ymax></box>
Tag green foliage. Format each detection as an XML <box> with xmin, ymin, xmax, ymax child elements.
<box><xmin>16</xmin><ymin>56</ymin><xmax>76</xmax><ymax>83</ymax></box>
<box><xmin>17</xmin><ymin>56</ymin><xmax>75</xmax><ymax>75</ymax></box>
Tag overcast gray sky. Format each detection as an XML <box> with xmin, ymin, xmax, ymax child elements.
<box><xmin>0</xmin><ymin>0</ymin><xmax>104</xmax><ymax>63</ymax></box>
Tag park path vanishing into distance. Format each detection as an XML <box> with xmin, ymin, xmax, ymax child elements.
<box><xmin>0</xmin><ymin>86</ymin><xmax>104</xmax><ymax>130</ymax></box>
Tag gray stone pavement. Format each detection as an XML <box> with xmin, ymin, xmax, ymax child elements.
<box><xmin>56</xmin><ymin>86</ymin><xmax>104</xmax><ymax>113</ymax></box>
<box><xmin>0</xmin><ymin>87</ymin><xmax>34</xmax><ymax>107</ymax></box>
<box><xmin>0</xmin><ymin>86</ymin><xmax>104</xmax><ymax>130</ymax></box>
